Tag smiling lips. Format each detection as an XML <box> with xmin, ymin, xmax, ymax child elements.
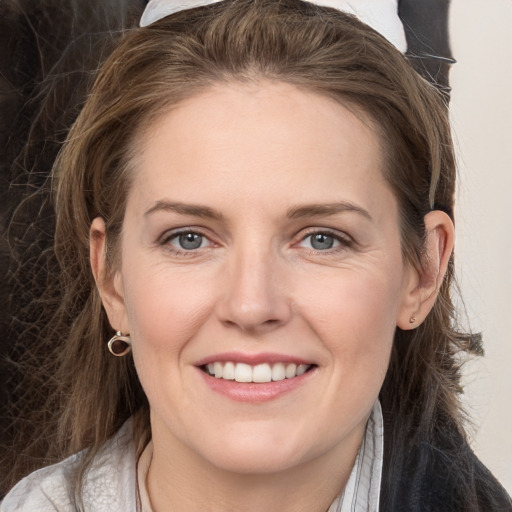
<box><xmin>197</xmin><ymin>353</ymin><xmax>316</xmax><ymax>401</ymax></box>
<box><xmin>205</xmin><ymin>361</ymin><xmax>312</xmax><ymax>383</ymax></box>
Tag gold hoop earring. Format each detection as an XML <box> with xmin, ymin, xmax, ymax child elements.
<box><xmin>107</xmin><ymin>331</ymin><xmax>132</xmax><ymax>357</ymax></box>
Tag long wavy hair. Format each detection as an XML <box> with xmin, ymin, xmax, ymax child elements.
<box><xmin>3</xmin><ymin>0</ymin><xmax>508</xmax><ymax>509</ymax></box>
<box><xmin>0</xmin><ymin>0</ymin><xmax>145</xmax><ymax>499</ymax></box>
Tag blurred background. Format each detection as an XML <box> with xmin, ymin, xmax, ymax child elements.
<box><xmin>450</xmin><ymin>0</ymin><xmax>512</xmax><ymax>494</ymax></box>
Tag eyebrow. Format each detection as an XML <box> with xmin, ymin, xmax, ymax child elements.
<box><xmin>144</xmin><ymin>200</ymin><xmax>225</xmax><ymax>220</ymax></box>
<box><xmin>287</xmin><ymin>202</ymin><xmax>373</xmax><ymax>221</ymax></box>
<box><xmin>144</xmin><ymin>200</ymin><xmax>372</xmax><ymax>222</ymax></box>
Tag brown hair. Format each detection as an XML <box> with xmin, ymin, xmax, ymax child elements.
<box><xmin>4</xmin><ymin>0</ymin><xmax>502</xmax><ymax>508</ymax></box>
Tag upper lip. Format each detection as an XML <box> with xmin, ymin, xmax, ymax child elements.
<box><xmin>194</xmin><ymin>351</ymin><xmax>314</xmax><ymax>367</ymax></box>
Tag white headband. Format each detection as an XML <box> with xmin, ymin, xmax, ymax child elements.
<box><xmin>140</xmin><ymin>0</ymin><xmax>407</xmax><ymax>53</ymax></box>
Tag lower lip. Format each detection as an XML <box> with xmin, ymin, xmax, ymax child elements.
<box><xmin>197</xmin><ymin>368</ymin><xmax>316</xmax><ymax>403</ymax></box>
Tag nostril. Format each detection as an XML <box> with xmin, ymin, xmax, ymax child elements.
<box><xmin>221</xmin><ymin>317</ymin><xmax>282</xmax><ymax>333</ymax></box>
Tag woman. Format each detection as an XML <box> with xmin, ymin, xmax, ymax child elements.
<box><xmin>2</xmin><ymin>0</ymin><xmax>511</xmax><ymax>510</ymax></box>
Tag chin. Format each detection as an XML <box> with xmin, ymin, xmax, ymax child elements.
<box><xmin>205</xmin><ymin>446</ymin><xmax>304</xmax><ymax>475</ymax></box>
<box><xmin>192</xmin><ymin>425</ymin><xmax>323</xmax><ymax>475</ymax></box>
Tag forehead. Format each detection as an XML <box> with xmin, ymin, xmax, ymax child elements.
<box><xmin>129</xmin><ymin>81</ymin><xmax>393</xmax><ymax>216</ymax></box>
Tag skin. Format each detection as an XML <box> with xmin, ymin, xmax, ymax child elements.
<box><xmin>91</xmin><ymin>82</ymin><xmax>454</xmax><ymax>512</ymax></box>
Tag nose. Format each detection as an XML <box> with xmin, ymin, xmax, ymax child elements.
<box><xmin>216</xmin><ymin>246</ymin><xmax>292</xmax><ymax>334</ymax></box>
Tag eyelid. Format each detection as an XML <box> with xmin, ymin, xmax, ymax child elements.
<box><xmin>159</xmin><ymin>227</ymin><xmax>217</xmax><ymax>252</ymax></box>
<box><xmin>294</xmin><ymin>227</ymin><xmax>354</xmax><ymax>250</ymax></box>
<box><xmin>157</xmin><ymin>226</ymin><xmax>353</xmax><ymax>254</ymax></box>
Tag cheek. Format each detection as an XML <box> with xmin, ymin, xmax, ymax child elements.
<box><xmin>283</xmin><ymin>266</ymin><xmax>402</xmax><ymax>447</ymax></box>
<box><xmin>120</xmin><ymin>260</ymin><xmax>215</xmax><ymax>358</ymax></box>
<box><xmin>119</xmin><ymin>262</ymin><xmax>220</xmax><ymax>422</ymax></box>
<box><xmin>296</xmin><ymin>263</ymin><xmax>403</xmax><ymax>374</ymax></box>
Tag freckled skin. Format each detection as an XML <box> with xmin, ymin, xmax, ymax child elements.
<box><xmin>95</xmin><ymin>82</ymin><xmax>421</xmax><ymax>511</ymax></box>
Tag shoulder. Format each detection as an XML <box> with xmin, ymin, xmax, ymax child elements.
<box><xmin>1</xmin><ymin>454</ymin><xmax>79</xmax><ymax>512</ymax></box>
<box><xmin>420</xmin><ymin>442</ymin><xmax>512</xmax><ymax>512</ymax></box>
<box><xmin>380</xmin><ymin>430</ymin><xmax>512</xmax><ymax>512</ymax></box>
<box><xmin>1</xmin><ymin>420</ymin><xmax>138</xmax><ymax>512</ymax></box>
<box><xmin>421</xmin><ymin>438</ymin><xmax>512</xmax><ymax>511</ymax></box>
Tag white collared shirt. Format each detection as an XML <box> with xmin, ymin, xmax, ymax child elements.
<box><xmin>329</xmin><ymin>400</ymin><xmax>383</xmax><ymax>512</ymax></box>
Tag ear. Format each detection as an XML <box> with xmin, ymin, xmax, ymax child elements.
<box><xmin>90</xmin><ymin>217</ymin><xmax>130</xmax><ymax>333</ymax></box>
<box><xmin>397</xmin><ymin>210</ymin><xmax>455</xmax><ymax>330</ymax></box>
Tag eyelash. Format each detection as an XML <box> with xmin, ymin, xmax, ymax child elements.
<box><xmin>158</xmin><ymin>227</ymin><xmax>353</xmax><ymax>257</ymax></box>
<box><xmin>159</xmin><ymin>229</ymin><xmax>214</xmax><ymax>257</ymax></box>
<box><xmin>295</xmin><ymin>228</ymin><xmax>353</xmax><ymax>253</ymax></box>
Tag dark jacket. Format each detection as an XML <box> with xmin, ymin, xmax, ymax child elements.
<box><xmin>380</xmin><ymin>431</ymin><xmax>512</xmax><ymax>511</ymax></box>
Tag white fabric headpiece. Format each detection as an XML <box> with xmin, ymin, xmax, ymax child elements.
<box><xmin>140</xmin><ymin>0</ymin><xmax>407</xmax><ymax>53</ymax></box>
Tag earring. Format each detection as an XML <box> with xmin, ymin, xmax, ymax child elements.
<box><xmin>107</xmin><ymin>331</ymin><xmax>132</xmax><ymax>357</ymax></box>
<box><xmin>409</xmin><ymin>316</ymin><xmax>416</xmax><ymax>324</ymax></box>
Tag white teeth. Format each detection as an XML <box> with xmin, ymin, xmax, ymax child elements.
<box><xmin>253</xmin><ymin>364</ymin><xmax>272</xmax><ymax>383</ymax></box>
<box><xmin>296</xmin><ymin>364</ymin><xmax>308</xmax><ymax>376</ymax></box>
<box><xmin>285</xmin><ymin>363</ymin><xmax>297</xmax><ymax>378</ymax></box>
<box><xmin>214</xmin><ymin>362</ymin><xmax>223</xmax><ymax>379</ymax></box>
<box><xmin>271</xmin><ymin>362</ymin><xmax>286</xmax><ymax>381</ymax></box>
<box><xmin>223</xmin><ymin>361</ymin><xmax>235</xmax><ymax>380</ymax></box>
<box><xmin>234</xmin><ymin>363</ymin><xmax>252</xmax><ymax>383</ymax></box>
<box><xmin>205</xmin><ymin>361</ymin><xmax>312</xmax><ymax>382</ymax></box>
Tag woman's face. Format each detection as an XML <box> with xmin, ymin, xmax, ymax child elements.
<box><xmin>105</xmin><ymin>82</ymin><xmax>418</xmax><ymax>474</ymax></box>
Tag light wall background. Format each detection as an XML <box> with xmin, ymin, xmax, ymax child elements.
<box><xmin>449</xmin><ymin>0</ymin><xmax>512</xmax><ymax>493</ymax></box>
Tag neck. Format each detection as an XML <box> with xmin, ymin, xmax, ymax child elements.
<box><xmin>146</xmin><ymin>422</ymin><xmax>365</xmax><ymax>512</ymax></box>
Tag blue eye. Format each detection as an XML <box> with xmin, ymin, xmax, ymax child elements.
<box><xmin>168</xmin><ymin>231</ymin><xmax>207</xmax><ymax>250</ymax></box>
<box><xmin>298</xmin><ymin>232</ymin><xmax>346</xmax><ymax>251</ymax></box>
<box><xmin>179</xmin><ymin>232</ymin><xmax>203</xmax><ymax>250</ymax></box>
<box><xmin>310</xmin><ymin>233</ymin><xmax>336</xmax><ymax>250</ymax></box>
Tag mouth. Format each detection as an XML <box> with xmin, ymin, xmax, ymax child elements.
<box><xmin>196</xmin><ymin>354</ymin><xmax>318</xmax><ymax>402</ymax></box>
<box><xmin>201</xmin><ymin>361</ymin><xmax>315</xmax><ymax>383</ymax></box>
